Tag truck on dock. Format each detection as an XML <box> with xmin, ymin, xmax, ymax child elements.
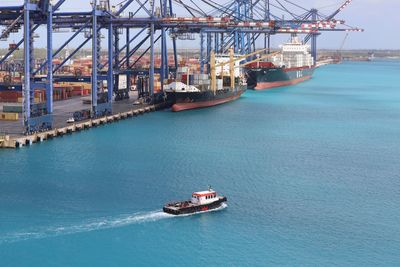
<box><xmin>72</xmin><ymin>109</ymin><xmax>91</xmax><ymax>122</ymax></box>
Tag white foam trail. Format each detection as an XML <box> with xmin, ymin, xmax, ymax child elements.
<box><xmin>0</xmin><ymin>210</ymin><xmax>172</xmax><ymax>244</ymax></box>
<box><xmin>0</xmin><ymin>204</ymin><xmax>227</xmax><ymax>244</ymax></box>
<box><xmin>176</xmin><ymin>202</ymin><xmax>228</xmax><ymax>217</ymax></box>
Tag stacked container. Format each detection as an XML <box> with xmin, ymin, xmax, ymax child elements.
<box><xmin>217</xmin><ymin>79</ymin><xmax>223</xmax><ymax>90</ymax></box>
<box><xmin>0</xmin><ymin>112</ymin><xmax>18</xmax><ymax>121</ymax></box>
<box><xmin>2</xmin><ymin>104</ymin><xmax>23</xmax><ymax>113</ymax></box>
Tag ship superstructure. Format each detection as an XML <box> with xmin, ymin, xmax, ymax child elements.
<box><xmin>164</xmin><ymin>49</ymin><xmax>246</xmax><ymax>112</ymax></box>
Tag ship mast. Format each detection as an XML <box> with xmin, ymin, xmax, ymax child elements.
<box><xmin>230</xmin><ymin>48</ymin><xmax>235</xmax><ymax>89</ymax></box>
<box><xmin>210</xmin><ymin>50</ymin><xmax>216</xmax><ymax>92</ymax></box>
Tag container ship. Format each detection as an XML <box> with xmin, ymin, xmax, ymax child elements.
<box><xmin>246</xmin><ymin>35</ymin><xmax>315</xmax><ymax>90</ymax></box>
<box><xmin>164</xmin><ymin>49</ymin><xmax>246</xmax><ymax>112</ymax></box>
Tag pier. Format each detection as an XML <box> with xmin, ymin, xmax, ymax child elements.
<box><xmin>0</xmin><ymin>104</ymin><xmax>159</xmax><ymax>149</ymax></box>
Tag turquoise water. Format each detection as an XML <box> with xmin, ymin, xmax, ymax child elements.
<box><xmin>1</xmin><ymin>60</ymin><xmax>400</xmax><ymax>266</ymax></box>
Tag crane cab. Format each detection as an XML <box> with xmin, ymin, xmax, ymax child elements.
<box><xmin>9</xmin><ymin>43</ymin><xmax>19</xmax><ymax>51</ymax></box>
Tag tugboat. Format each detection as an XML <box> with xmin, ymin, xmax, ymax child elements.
<box><xmin>163</xmin><ymin>187</ymin><xmax>227</xmax><ymax>215</ymax></box>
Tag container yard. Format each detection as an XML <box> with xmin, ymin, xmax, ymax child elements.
<box><xmin>0</xmin><ymin>0</ymin><xmax>362</xmax><ymax>148</ymax></box>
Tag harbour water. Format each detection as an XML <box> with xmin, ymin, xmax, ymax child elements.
<box><xmin>0</xmin><ymin>60</ymin><xmax>399</xmax><ymax>266</ymax></box>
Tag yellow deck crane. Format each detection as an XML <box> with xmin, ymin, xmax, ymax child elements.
<box><xmin>210</xmin><ymin>48</ymin><xmax>280</xmax><ymax>91</ymax></box>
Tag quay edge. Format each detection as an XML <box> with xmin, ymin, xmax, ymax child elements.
<box><xmin>0</xmin><ymin>104</ymin><xmax>163</xmax><ymax>149</ymax></box>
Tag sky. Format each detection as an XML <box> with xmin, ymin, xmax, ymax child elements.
<box><xmin>0</xmin><ymin>0</ymin><xmax>399</xmax><ymax>50</ymax></box>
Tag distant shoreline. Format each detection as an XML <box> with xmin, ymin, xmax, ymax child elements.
<box><xmin>1</xmin><ymin>48</ymin><xmax>399</xmax><ymax>61</ymax></box>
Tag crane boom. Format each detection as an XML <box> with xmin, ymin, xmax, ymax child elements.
<box><xmin>327</xmin><ymin>0</ymin><xmax>353</xmax><ymax>20</ymax></box>
<box><xmin>304</xmin><ymin>0</ymin><xmax>353</xmax><ymax>44</ymax></box>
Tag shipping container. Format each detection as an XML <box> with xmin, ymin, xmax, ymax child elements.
<box><xmin>3</xmin><ymin>105</ymin><xmax>23</xmax><ymax>113</ymax></box>
<box><xmin>217</xmin><ymin>79</ymin><xmax>223</xmax><ymax>90</ymax></box>
<box><xmin>181</xmin><ymin>74</ymin><xmax>188</xmax><ymax>84</ymax></box>
<box><xmin>193</xmin><ymin>73</ymin><xmax>209</xmax><ymax>86</ymax></box>
<box><xmin>189</xmin><ymin>75</ymin><xmax>194</xmax><ymax>85</ymax></box>
<box><xmin>177</xmin><ymin>67</ymin><xmax>188</xmax><ymax>73</ymax></box>
<box><xmin>0</xmin><ymin>91</ymin><xmax>22</xmax><ymax>102</ymax></box>
<box><xmin>0</xmin><ymin>112</ymin><xmax>18</xmax><ymax>121</ymax></box>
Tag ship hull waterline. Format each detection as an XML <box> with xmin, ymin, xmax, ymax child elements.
<box><xmin>253</xmin><ymin>75</ymin><xmax>312</xmax><ymax>90</ymax></box>
<box><xmin>247</xmin><ymin>66</ymin><xmax>315</xmax><ymax>91</ymax></box>
<box><xmin>168</xmin><ymin>88</ymin><xmax>246</xmax><ymax>112</ymax></box>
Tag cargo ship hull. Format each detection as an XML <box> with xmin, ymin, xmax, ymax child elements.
<box><xmin>246</xmin><ymin>66</ymin><xmax>315</xmax><ymax>90</ymax></box>
<box><xmin>167</xmin><ymin>86</ymin><xmax>246</xmax><ymax>112</ymax></box>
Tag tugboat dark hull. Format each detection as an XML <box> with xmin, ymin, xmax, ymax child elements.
<box><xmin>163</xmin><ymin>196</ymin><xmax>227</xmax><ymax>215</ymax></box>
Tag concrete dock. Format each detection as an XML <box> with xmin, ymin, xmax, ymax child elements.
<box><xmin>0</xmin><ymin>92</ymin><xmax>170</xmax><ymax>149</ymax></box>
<box><xmin>0</xmin><ymin>105</ymin><xmax>158</xmax><ymax>149</ymax></box>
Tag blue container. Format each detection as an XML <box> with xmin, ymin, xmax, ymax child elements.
<box><xmin>189</xmin><ymin>75</ymin><xmax>194</xmax><ymax>85</ymax></box>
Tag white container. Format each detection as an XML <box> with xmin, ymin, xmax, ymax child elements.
<box><xmin>217</xmin><ymin>79</ymin><xmax>223</xmax><ymax>90</ymax></box>
<box><xmin>177</xmin><ymin>67</ymin><xmax>188</xmax><ymax>73</ymax></box>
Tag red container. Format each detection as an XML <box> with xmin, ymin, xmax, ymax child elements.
<box><xmin>0</xmin><ymin>91</ymin><xmax>21</xmax><ymax>102</ymax></box>
<box><xmin>181</xmin><ymin>74</ymin><xmax>188</xmax><ymax>83</ymax></box>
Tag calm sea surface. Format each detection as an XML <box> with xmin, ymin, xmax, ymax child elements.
<box><xmin>0</xmin><ymin>60</ymin><xmax>399</xmax><ymax>266</ymax></box>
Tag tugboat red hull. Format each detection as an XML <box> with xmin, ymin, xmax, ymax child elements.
<box><xmin>163</xmin><ymin>196</ymin><xmax>227</xmax><ymax>215</ymax></box>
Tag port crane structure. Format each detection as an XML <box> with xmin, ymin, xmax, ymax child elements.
<box><xmin>0</xmin><ymin>0</ymin><xmax>362</xmax><ymax>134</ymax></box>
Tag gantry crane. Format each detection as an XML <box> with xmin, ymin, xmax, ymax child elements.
<box><xmin>0</xmin><ymin>0</ymin><xmax>362</xmax><ymax>134</ymax></box>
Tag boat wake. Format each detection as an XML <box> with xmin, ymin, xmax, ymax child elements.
<box><xmin>0</xmin><ymin>210</ymin><xmax>172</xmax><ymax>245</ymax></box>
<box><xmin>0</xmin><ymin>204</ymin><xmax>227</xmax><ymax>244</ymax></box>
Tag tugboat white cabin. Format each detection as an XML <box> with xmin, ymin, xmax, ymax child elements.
<box><xmin>191</xmin><ymin>190</ymin><xmax>218</xmax><ymax>205</ymax></box>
